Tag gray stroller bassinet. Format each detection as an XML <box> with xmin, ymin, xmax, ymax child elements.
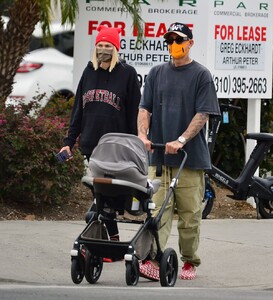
<box><xmin>87</xmin><ymin>132</ymin><xmax>152</xmax><ymax>215</ymax></box>
<box><xmin>89</xmin><ymin>132</ymin><xmax>148</xmax><ymax>187</ymax></box>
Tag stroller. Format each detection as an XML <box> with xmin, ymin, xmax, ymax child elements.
<box><xmin>70</xmin><ymin>133</ymin><xmax>187</xmax><ymax>287</ymax></box>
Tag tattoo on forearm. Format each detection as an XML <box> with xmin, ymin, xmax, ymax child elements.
<box><xmin>184</xmin><ymin>113</ymin><xmax>209</xmax><ymax>141</ymax></box>
<box><xmin>137</xmin><ymin>109</ymin><xmax>150</xmax><ymax>136</ymax></box>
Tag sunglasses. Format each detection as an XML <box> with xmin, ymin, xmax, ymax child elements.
<box><xmin>164</xmin><ymin>36</ymin><xmax>189</xmax><ymax>45</ymax></box>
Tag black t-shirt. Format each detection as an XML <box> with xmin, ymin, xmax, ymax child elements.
<box><xmin>140</xmin><ymin>60</ymin><xmax>220</xmax><ymax>169</ymax></box>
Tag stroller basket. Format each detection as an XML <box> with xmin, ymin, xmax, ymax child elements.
<box><xmin>80</xmin><ymin>220</ymin><xmax>130</xmax><ymax>258</ymax></box>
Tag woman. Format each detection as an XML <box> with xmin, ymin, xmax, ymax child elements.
<box><xmin>59</xmin><ymin>25</ymin><xmax>141</xmax><ymax>261</ymax></box>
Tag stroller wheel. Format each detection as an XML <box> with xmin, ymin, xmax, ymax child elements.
<box><xmin>159</xmin><ymin>248</ymin><xmax>178</xmax><ymax>287</ymax></box>
<box><xmin>71</xmin><ymin>258</ymin><xmax>84</xmax><ymax>284</ymax></box>
<box><xmin>85</xmin><ymin>250</ymin><xmax>103</xmax><ymax>284</ymax></box>
<box><xmin>125</xmin><ymin>256</ymin><xmax>139</xmax><ymax>286</ymax></box>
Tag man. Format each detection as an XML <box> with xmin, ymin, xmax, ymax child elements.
<box><xmin>137</xmin><ymin>22</ymin><xmax>220</xmax><ymax>280</ymax></box>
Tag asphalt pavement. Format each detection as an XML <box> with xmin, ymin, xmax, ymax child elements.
<box><xmin>0</xmin><ymin>219</ymin><xmax>273</xmax><ymax>290</ymax></box>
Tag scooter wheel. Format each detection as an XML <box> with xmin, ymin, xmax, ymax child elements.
<box><xmin>258</xmin><ymin>198</ymin><xmax>273</xmax><ymax>219</ymax></box>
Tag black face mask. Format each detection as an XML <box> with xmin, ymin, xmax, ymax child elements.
<box><xmin>97</xmin><ymin>49</ymin><xmax>113</xmax><ymax>62</ymax></box>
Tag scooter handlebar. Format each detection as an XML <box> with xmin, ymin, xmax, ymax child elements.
<box><xmin>220</xmin><ymin>103</ymin><xmax>241</xmax><ymax>111</ymax></box>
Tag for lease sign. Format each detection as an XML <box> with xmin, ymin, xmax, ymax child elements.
<box><xmin>207</xmin><ymin>1</ymin><xmax>272</xmax><ymax>98</ymax></box>
<box><xmin>214</xmin><ymin>25</ymin><xmax>266</xmax><ymax>71</ymax></box>
<box><xmin>73</xmin><ymin>0</ymin><xmax>208</xmax><ymax>90</ymax></box>
<box><xmin>74</xmin><ymin>0</ymin><xmax>272</xmax><ymax>99</ymax></box>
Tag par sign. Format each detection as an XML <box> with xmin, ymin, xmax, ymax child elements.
<box><xmin>208</xmin><ymin>0</ymin><xmax>272</xmax><ymax>98</ymax></box>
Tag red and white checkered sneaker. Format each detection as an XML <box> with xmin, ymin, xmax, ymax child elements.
<box><xmin>179</xmin><ymin>262</ymin><xmax>196</xmax><ymax>280</ymax></box>
<box><xmin>139</xmin><ymin>260</ymin><xmax>160</xmax><ymax>281</ymax></box>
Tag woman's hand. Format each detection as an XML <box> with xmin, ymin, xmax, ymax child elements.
<box><xmin>58</xmin><ymin>146</ymin><xmax>73</xmax><ymax>160</ymax></box>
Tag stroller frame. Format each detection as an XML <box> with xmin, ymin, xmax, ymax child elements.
<box><xmin>70</xmin><ymin>146</ymin><xmax>187</xmax><ymax>287</ymax></box>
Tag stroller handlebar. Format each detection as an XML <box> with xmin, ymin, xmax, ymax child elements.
<box><xmin>151</xmin><ymin>143</ymin><xmax>165</xmax><ymax>150</ymax></box>
<box><xmin>151</xmin><ymin>143</ymin><xmax>185</xmax><ymax>154</ymax></box>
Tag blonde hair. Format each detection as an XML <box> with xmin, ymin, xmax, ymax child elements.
<box><xmin>92</xmin><ymin>47</ymin><xmax>120</xmax><ymax>72</ymax></box>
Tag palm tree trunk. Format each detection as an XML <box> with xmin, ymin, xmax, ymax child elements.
<box><xmin>0</xmin><ymin>0</ymin><xmax>40</xmax><ymax>108</ymax></box>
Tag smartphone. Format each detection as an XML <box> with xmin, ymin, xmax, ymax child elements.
<box><xmin>55</xmin><ymin>150</ymin><xmax>71</xmax><ymax>163</ymax></box>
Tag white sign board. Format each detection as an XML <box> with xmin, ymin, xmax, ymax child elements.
<box><xmin>74</xmin><ymin>0</ymin><xmax>272</xmax><ymax>99</ymax></box>
<box><xmin>73</xmin><ymin>0</ymin><xmax>209</xmax><ymax>90</ymax></box>
<box><xmin>207</xmin><ymin>0</ymin><xmax>272</xmax><ymax>98</ymax></box>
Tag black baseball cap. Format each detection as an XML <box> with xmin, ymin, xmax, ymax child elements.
<box><xmin>163</xmin><ymin>22</ymin><xmax>193</xmax><ymax>39</ymax></box>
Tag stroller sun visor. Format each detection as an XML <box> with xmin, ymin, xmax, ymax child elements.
<box><xmin>89</xmin><ymin>133</ymin><xmax>149</xmax><ymax>187</ymax></box>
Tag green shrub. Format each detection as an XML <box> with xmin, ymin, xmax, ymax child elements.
<box><xmin>0</xmin><ymin>97</ymin><xmax>84</xmax><ymax>205</ymax></box>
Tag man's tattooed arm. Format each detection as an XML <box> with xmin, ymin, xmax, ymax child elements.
<box><xmin>182</xmin><ymin>113</ymin><xmax>209</xmax><ymax>142</ymax></box>
<box><xmin>137</xmin><ymin>108</ymin><xmax>151</xmax><ymax>138</ymax></box>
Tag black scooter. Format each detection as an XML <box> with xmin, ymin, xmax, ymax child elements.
<box><xmin>202</xmin><ymin>103</ymin><xmax>273</xmax><ymax>219</ymax></box>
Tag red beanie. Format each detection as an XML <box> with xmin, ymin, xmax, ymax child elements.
<box><xmin>95</xmin><ymin>25</ymin><xmax>121</xmax><ymax>51</ymax></box>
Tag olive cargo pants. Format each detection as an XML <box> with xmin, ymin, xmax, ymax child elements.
<box><xmin>149</xmin><ymin>166</ymin><xmax>204</xmax><ymax>267</ymax></box>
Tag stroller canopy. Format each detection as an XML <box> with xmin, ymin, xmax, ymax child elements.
<box><xmin>89</xmin><ymin>133</ymin><xmax>149</xmax><ymax>187</ymax></box>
